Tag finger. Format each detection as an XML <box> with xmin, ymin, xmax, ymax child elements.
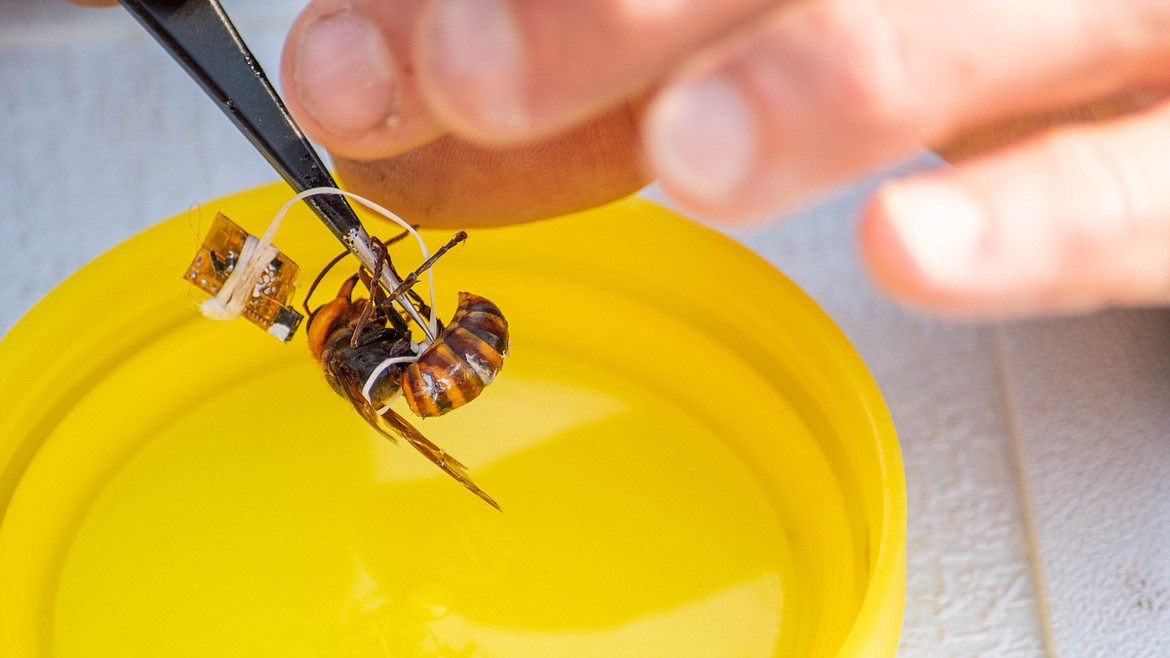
<box><xmin>934</xmin><ymin>91</ymin><xmax>1162</xmax><ymax>162</ymax></box>
<box><xmin>281</xmin><ymin>0</ymin><xmax>447</xmax><ymax>159</ymax></box>
<box><xmin>412</xmin><ymin>0</ymin><xmax>778</xmax><ymax>143</ymax></box>
<box><xmin>860</xmin><ymin>99</ymin><xmax>1170</xmax><ymax>317</ymax></box>
<box><xmin>332</xmin><ymin>102</ymin><xmax>648</xmax><ymax>228</ymax></box>
<box><xmin>642</xmin><ymin>0</ymin><xmax>1170</xmax><ymax>221</ymax></box>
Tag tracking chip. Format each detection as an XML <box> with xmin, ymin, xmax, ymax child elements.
<box><xmin>183</xmin><ymin>213</ymin><xmax>303</xmax><ymax>342</ymax></box>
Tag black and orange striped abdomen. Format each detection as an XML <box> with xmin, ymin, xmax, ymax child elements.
<box><xmin>403</xmin><ymin>292</ymin><xmax>509</xmax><ymax>417</ymax></box>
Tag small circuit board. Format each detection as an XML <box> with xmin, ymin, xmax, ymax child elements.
<box><xmin>183</xmin><ymin>213</ymin><xmax>303</xmax><ymax>341</ymax></box>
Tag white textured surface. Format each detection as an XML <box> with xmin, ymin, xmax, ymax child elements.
<box><xmin>3</xmin><ymin>1</ymin><xmax>1170</xmax><ymax>656</ymax></box>
<box><xmin>999</xmin><ymin>314</ymin><xmax>1170</xmax><ymax>658</ymax></box>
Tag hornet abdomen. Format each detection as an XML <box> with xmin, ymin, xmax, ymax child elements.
<box><xmin>403</xmin><ymin>292</ymin><xmax>509</xmax><ymax>417</ymax></box>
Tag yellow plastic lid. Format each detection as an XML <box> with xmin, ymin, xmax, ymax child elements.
<box><xmin>0</xmin><ymin>185</ymin><xmax>904</xmax><ymax>657</ymax></box>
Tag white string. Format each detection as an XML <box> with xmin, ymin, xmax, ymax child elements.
<box><xmin>200</xmin><ymin>186</ymin><xmax>445</xmax><ymax>415</ymax></box>
<box><xmin>361</xmin><ymin>355</ymin><xmax>418</xmax><ymax>404</ymax></box>
<box><xmin>279</xmin><ymin>189</ymin><xmax>454</xmax><ymax>416</ymax></box>
<box><xmin>270</xmin><ymin>187</ymin><xmax>440</xmax><ymax>339</ymax></box>
<box><xmin>201</xmin><ymin>187</ymin><xmax>440</xmax><ymax>336</ymax></box>
<box><xmin>199</xmin><ymin>234</ymin><xmax>279</xmax><ymax>321</ymax></box>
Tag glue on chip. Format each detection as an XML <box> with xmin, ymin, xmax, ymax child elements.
<box><xmin>183</xmin><ymin>213</ymin><xmax>303</xmax><ymax>341</ymax></box>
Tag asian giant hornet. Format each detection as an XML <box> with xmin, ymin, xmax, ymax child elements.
<box><xmin>304</xmin><ymin>230</ymin><xmax>508</xmax><ymax>509</ymax></box>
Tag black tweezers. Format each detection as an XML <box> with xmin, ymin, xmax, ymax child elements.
<box><xmin>119</xmin><ymin>0</ymin><xmax>435</xmax><ymax>337</ymax></box>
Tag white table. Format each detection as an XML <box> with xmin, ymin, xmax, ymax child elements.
<box><xmin>3</xmin><ymin>1</ymin><xmax>1168</xmax><ymax>655</ymax></box>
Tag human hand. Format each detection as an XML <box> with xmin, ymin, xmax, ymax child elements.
<box><xmin>280</xmin><ymin>0</ymin><xmax>1170</xmax><ymax>318</ymax></box>
<box><xmin>79</xmin><ymin>0</ymin><xmax>1170</xmax><ymax>317</ymax></box>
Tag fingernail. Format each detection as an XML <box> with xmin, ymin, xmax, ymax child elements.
<box><xmin>882</xmin><ymin>182</ymin><xmax>989</xmax><ymax>285</ymax></box>
<box><xmin>424</xmin><ymin>0</ymin><xmax>528</xmax><ymax>131</ymax></box>
<box><xmin>296</xmin><ymin>11</ymin><xmax>398</xmax><ymax>137</ymax></box>
<box><xmin>646</xmin><ymin>76</ymin><xmax>757</xmax><ymax>205</ymax></box>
